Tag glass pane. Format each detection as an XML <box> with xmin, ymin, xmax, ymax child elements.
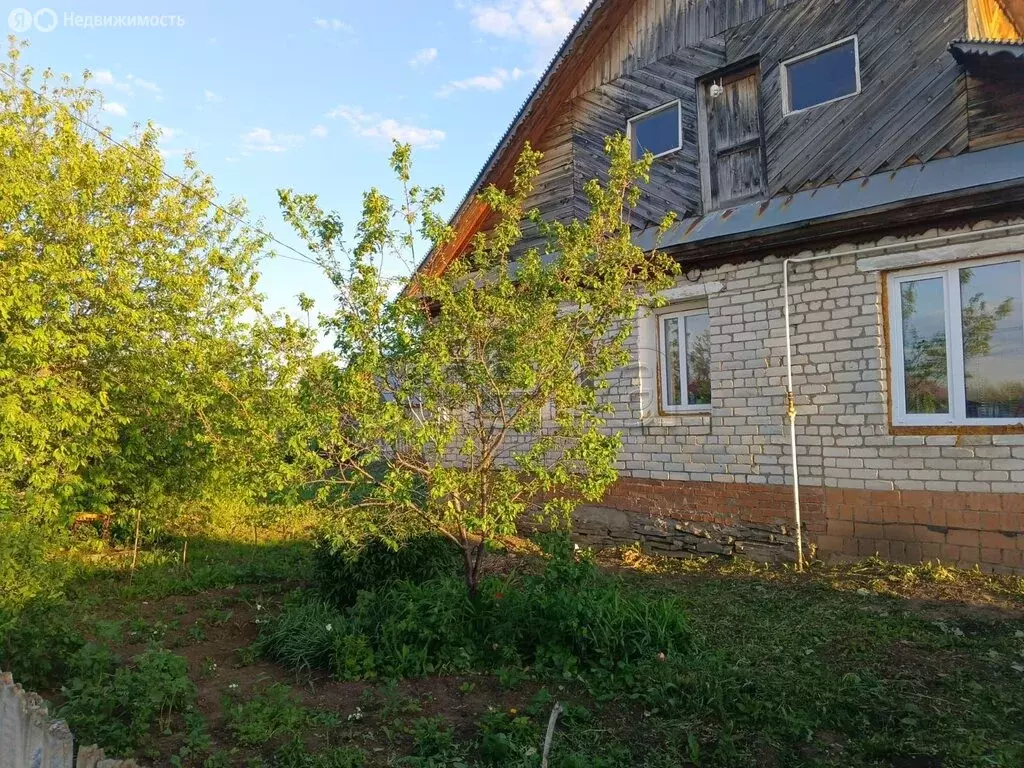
<box><xmin>899</xmin><ymin>277</ymin><xmax>949</xmax><ymax>415</ymax></box>
<box><xmin>959</xmin><ymin>261</ymin><xmax>1024</xmax><ymax>419</ymax></box>
<box><xmin>662</xmin><ymin>316</ymin><xmax>682</xmax><ymax>407</ymax></box>
<box><xmin>685</xmin><ymin>312</ymin><xmax>711</xmax><ymax>406</ymax></box>
<box><xmin>632</xmin><ymin>104</ymin><xmax>679</xmax><ymax>159</ymax></box>
<box><xmin>786</xmin><ymin>39</ymin><xmax>858</xmax><ymax>112</ymax></box>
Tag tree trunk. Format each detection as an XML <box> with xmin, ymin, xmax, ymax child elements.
<box><xmin>129</xmin><ymin>508</ymin><xmax>142</xmax><ymax>586</ymax></box>
<box><xmin>461</xmin><ymin>543</ymin><xmax>478</xmax><ymax>599</ymax></box>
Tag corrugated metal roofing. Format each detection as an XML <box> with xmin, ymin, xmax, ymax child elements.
<box><xmin>949</xmin><ymin>38</ymin><xmax>1024</xmax><ymax>63</ymax></box>
<box><xmin>635</xmin><ymin>141</ymin><xmax>1024</xmax><ymax>253</ymax></box>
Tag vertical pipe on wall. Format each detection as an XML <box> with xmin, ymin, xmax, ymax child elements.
<box><xmin>782</xmin><ymin>258</ymin><xmax>804</xmax><ymax>571</ymax></box>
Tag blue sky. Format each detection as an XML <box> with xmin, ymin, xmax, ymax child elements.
<box><xmin>9</xmin><ymin>0</ymin><xmax>588</xmax><ymax>318</ymax></box>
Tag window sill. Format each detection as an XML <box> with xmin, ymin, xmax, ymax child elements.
<box><xmin>643</xmin><ymin>410</ymin><xmax>712</xmax><ymax>429</ymax></box>
<box><xmin>890</xmin><ymin>423</ymin><xmax>1024</xmax><ymax>436</ymax></box>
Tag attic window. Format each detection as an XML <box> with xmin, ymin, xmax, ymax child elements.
<box><xmin>628</xmin><ymin>101</ymin><xmax>681</xmax><ymax>160</ymax></box>
<box><xmin>781</xmin><ymin>36</ymin><xmax>860</xmax><ymax>115</ymax></box>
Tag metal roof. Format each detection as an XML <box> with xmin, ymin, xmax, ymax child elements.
<box><xmin>949</xmin><ymin>38</ymin><xmax>1024</xmax><ymax>64</ymax></box>
<box><xmin>634</xmin><ymin>141</ymin><xmax>1024</xmax><ymax>253</ymax></box>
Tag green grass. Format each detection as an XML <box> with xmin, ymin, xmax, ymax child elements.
<box><xmin>1</xmin><ymin>532</ymin><xmax>1022</xmax><ymax>766</ymax></box>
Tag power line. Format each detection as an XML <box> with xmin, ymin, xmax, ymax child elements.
<box><xmin>0</xmin><ymin>67</ymin><xmax>322</xmax><ymax>268</ymax></box>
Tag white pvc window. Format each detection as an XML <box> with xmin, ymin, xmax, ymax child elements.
<box><xmin>658</xmin><ymin>306</ymin><xmax>711</xmax><ymax>412</ymax></box>
<box><xmin>781</xmin><ymin>36</ymin><xmax>861</xmax><ymax>116</ymax></box>
<box><xmin>888</xmin><ymin>256</ymin><xmax>1024</xmax><ymax>426</ymax></box>
<box><xmin>627</xmin><ymin>101</ymin><xmax>682</xmax><ymax>161</ymax></box>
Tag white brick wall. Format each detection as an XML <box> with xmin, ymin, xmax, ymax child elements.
<box><xmin>601</xmin><ymin>219</ymin><xmax>1024</xmax><ymax>494</ymax></box>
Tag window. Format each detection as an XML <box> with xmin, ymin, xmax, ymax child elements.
<box><xmin>628</xmin><ymin>101</ymin><xmax>681</xmax><ymax>161</ymax></box>
<box><xmin>658</xmin><ymin>306</ymin><xmax>711</xmax><ymax>412</ymax></box>
<box><xmin>888</xmin><ymin>257</ymin><xmax>1024</xmax><ymax>426</ymax></box>
<box><xmin>781</xmin><ymin>36</ymin><xmax>860</xmax><ymax>115</ymax></box>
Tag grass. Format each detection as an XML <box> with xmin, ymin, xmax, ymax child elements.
<box><xmin>1</xmin><ymin>532</ymin><xmax>1022</xmax><ymax>766</ymax></box>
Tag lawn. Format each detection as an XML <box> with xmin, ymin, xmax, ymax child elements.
<box><xmin>3</xmin><ymin>534</ymin><xmax>1023</xmax><ymax>768</ymax></box>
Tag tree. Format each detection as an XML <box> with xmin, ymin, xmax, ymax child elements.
<box><xmin>0</xmin><ymin>38</ymin><xmax>313</xmax><ymax>596</ymax></box>
<box><xmin>282</xmin><ymin>136</ymin><xmax>678</xmax><ymax>595</ymax></box>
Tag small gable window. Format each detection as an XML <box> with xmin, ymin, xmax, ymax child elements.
<box><xmin>628</xmin><ymin>101</ymin><xmax>681</xmax><ymax>160</ymax></box>
<box><xmin>781</xmin><ymin>36</ymin><xmax>860</xmax><ymax>115</ymax></box>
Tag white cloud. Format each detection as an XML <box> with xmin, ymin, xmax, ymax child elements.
<box><xmin>469</xmin><ymin>0</ymin><xmax>587</xmax><ymax>46</ymax></box>
<box><xmin>327</xmin><ymin>105</ymin><xmax>445</xmax><ymax>148</ymax></box>
<box><xmin>127</xmin><ymin>74</ymin><xmax>161</xmax><ymax>94</ymax></box>
<box><xmin>314</xmin><ymin>17</ymin><xmax>354</xmax><ymax>33</ymax></box>
<box><xmin>204</xmin><ymin>89</ymin><xmax>222</xmax><ymax>103</ymax></box>
<box><xmin>240</xmin><ymin>127</ymin><xmax>305</xmax><ymax>153</ymax></box>
<box><xmin>436</xmin><ymin>67</ymin><xmax>524</xmax><ymax>97</ymax></box>
<box><xmin>310</xmin><ymin>124</ymin><xmax>329</xmax><ymax>138</ymax></box>
<box><xmin>409</xmin><ymin>47</ymin><xmax>438</xmax><ymax>68</ymax></box>
<box><xmin>90</xmin><ymin>69</ymin><xmax>161</xmax><ymax>97</ymax></box>
<box><xmin>92</xmin><ymin>69</ymin><xmax>116</xmax><ymax>86</ymax></box>
<box><xmin>102</xmin><ymin>101</ymin><xmax>127</xmax><ymax>117</ymax></box>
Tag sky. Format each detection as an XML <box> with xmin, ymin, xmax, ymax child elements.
<box><xmin>8</xmin><ymin>0</ymin><xmax>590</xmax><ymax>318</ymax></box>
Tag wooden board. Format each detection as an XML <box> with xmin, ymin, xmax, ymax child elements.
<box><xmin>967</xmin><ymin>68</ymin><xmax>1024</xmax><ymax>151</ymax></box>
<box><xmin>571</xmin><ymin>0</ymin><xmax>803</xmax><ymax>97</ymax></box>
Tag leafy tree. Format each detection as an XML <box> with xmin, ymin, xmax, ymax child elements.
<box><xmin>0</xmin><ymin>40</ymin><xmax>313</xmax><ymax>610</ymax></box>
<box><xmin>282</xmin><ymin>136</ymin><xmax>677</xmax><ymax>595</ymax></box>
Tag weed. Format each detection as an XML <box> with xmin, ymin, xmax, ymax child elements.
<box><xmin>274</xmin><ymin>740</ymin><xmax>366</xmax><ymax>768</ymax></box>
<box><xmin>58</xmin><ymin>644</ymin><xmax>196</xmax><ymax>755</ymax></box>
<box><xmin>225</xmin><ymin>683</ymin><xmax>338</xmax><ymax>748</ymax></box>
<box><xmin>476</xmin><ymin>707</ymin><xmax>538</xmax><ymax>766</ymax></box>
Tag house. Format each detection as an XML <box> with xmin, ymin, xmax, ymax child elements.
<box><xmin>416</xmin><ymin>0</ymin><xmax>1024</xmax><ymax>571</ymax></box>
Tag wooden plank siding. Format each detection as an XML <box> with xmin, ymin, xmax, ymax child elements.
<box><xmin>476</xmin><ymin>110</ymin><xmax>575</xmax><ymax>258</ymax></box>
<box><xmin>573</xmin><ymin>40</ymin><xmax>727</xmax><ymax>228</ymax></box>
<box><xmin>728</xmin><ymin>0</ymin><xmax>969</xmax><ymax>193</ymax></box>
<box><xmin>564</xmin><ymin>0</ymin><xmax>972</xmax><ymax>229</ymax></box>
<box><xmin>571</xmin><ymin>0</ymin><xmax>803</xmax><ymax>98</ymax></box>
<box><xmin>451</xmin><ymin>0</ymin><xmax>1024</xmax><ymax>264</ymax></box>
<box><xmin>967</xmin><ymin>68</ymin><xmax>1024</xmax><ymax>150</ymax></box>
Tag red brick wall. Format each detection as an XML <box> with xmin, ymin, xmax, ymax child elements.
<box><xmin>602</xmin><ymin>477</ymin><xmax>1024</xmax><ymax>572</ymax></box>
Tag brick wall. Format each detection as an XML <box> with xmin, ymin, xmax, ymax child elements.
<box><xmin>588</xmin><ymin>218</ymin><xmax>1024</xmax><ymax>572</ymax></box>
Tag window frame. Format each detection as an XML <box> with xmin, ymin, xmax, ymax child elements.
<box><xmin>656</xmin><ymin>304</ymin><xmax>711</xmax><ymax>414</ymax></box>
<box><xmin>627</xmin><ymin>100</ymin><xmax>682</xmax><ymax>161</ymax></box>
<box><xmin>780</xmin><ymin>35</ymin><xmax>861</xmax><ymax>117</ymax></box>
<box><xmin>887</xmin><ymin>254</ymin><xmax>1024</xmax><ymax>427</ymax></box>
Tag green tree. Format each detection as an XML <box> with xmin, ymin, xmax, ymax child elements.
<box><xmin>282</xmin><ymin>136</ymin><xmax>677</xmax><ymax>595</ymax></box>
<box><xmin>0</xmin><ymin>40</ymin><xmax>313</xmax><ymax>610</ymax></box>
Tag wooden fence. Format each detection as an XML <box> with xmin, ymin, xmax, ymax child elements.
<box><xmin>0</xmin><ymin>672</ymin><xmax>138</xmax><ymax>768</ymax></box>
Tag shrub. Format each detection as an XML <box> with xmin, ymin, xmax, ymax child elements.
<box><xmin>260</xmin><ymin>539</ymin><xmax>690</xmax><ymax>681</ymax></box>
<box><xmin>480</xmin><ymin>537</ymin><xmax>691</xmax><ymax>673</ymax></box>
<box><xmin>313</xmin><ymin>534</ymin><xmax>462</xmax><ymax>607</ymax></box>
<box><xmin>0</xmin><ymin>597</ymin><xmax>84</xmax><ymax>690</ymax></box>
<box><xmin>58</xmin><ymin>644</ymin><xmax>196</xmax><ymax>755</ymax></box>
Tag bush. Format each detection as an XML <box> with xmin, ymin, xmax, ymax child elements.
<box><xmin>58</xmin><ymin>644</ymin><xmax>196</xmax><ymax>755</ymax></box>
<box><xmin>313</xmin><ymin>534</ymin><xmax>462</xmax><ymax>607</ymax></box>
<box><xmin>260</xmin><ymin>538</ymin><xmax>690</xmax><ymax>681</ymax></box>
<box><xmin>0</xmin><ymin>597</ymin><xmax>84</xmax><ymax>690</ymax></box>
<box><xmin>480</xmin><ymin>536</ymin><xmax>691</xmax><ymax>672</ymax></box>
